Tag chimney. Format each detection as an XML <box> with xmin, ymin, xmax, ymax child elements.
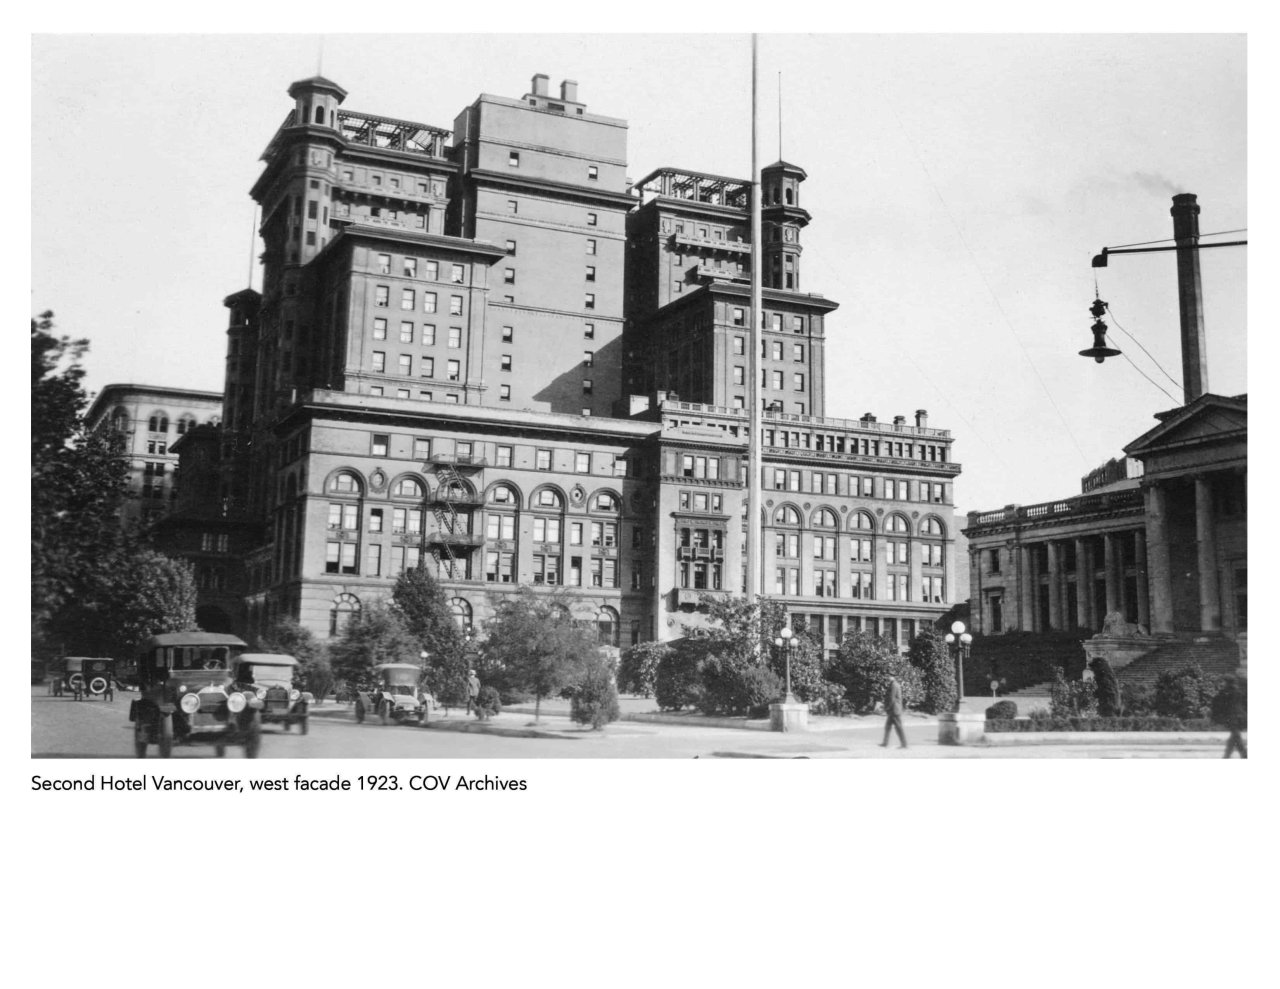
<box><xmin>893</xmin><ymin>415</ymin><xmax>906</xmax><ymax>427</ymax></box>
<box><xmin>860</xmin><ymin>412</ymin><xmax>877</xmax><ymax>424</ymax></box>
<box><xmin>531</xmin><ymin>73</ymin><xmax>549</xmax><ymax>97</ymax></box>
<box><xmin>915</xmin><ymin>409</ymin><xmax>928</xmax><ymax>428</ymax></box>
<box><xmin>1171</xmin><ymin>193</ymin><xmax>1209</xmax><ymax>404</ymax></box>
<box><xmin>560</xmin><ymin>79</ymin><xmax>579</xmax><ymax>103</ymax></box>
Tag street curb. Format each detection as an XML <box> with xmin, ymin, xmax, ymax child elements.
<box><xmin>980</xmin><ymin>731</ymin><xmax>1228</xmax><ymax>745</ymax></box>
<box><xmin>423</xmin><ymin>719</ymin><xmax>581</xmax><ymax>741</ymax></box>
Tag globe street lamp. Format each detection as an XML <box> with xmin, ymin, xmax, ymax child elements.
<box><xmin>774</xmin><ymin>626</ymin><xmax>797</xmax><ymax>704</ymax></box>
<box><xmin>943</xmin><ymin>620</ymin><xmax>973</xmax><ymax>713</ymax></box>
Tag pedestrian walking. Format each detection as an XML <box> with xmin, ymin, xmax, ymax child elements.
<box><xmin>466</xmin><ymin>669</ymin><xmax>481</xmax><ymax>717</ymax></box>
<box><xmin>1214</xmin><ymin>674</ymin><xmax>1247</xmax><ymax>759</ymax></box>
<box><xmin>880</xmin><ymin>675</ymin><xmax>908</xmax><ymax>749</ymax></box>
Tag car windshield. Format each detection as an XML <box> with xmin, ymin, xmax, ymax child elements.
<box><xmin>389</xmin><ymin>684</ymin><xmax>417</xmax><ymax>696</ymax></box>
<box><xmin>381</xmin><ymin>668</ymin><xmax>420</xmax><ymax>688</ymax></box>
<box><xmin>165</xmin><ymin>646</ymin><xmax>231</xmax><ymax>671</ymax></box>
<box><xmin>240</xmin><ymin>664</ymin><xmax>292</xmax><ymax>688</ymax></box>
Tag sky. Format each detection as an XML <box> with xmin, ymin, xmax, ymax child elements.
<box><xmin>30</xmin><ymin>32</ymin><xmax>1247</xmax><ymax>515</ymax></box>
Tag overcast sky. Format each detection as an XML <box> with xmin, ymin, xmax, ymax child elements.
<box><xmin>31</xmin><ymin>33</ymin><xmax>1246</xmax><ymax>513</ymax></box>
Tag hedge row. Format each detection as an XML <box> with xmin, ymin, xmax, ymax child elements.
<box><xmin>986</xmin><ymin>716</ymin><xmax>1217</xmax><ymax>733</ymax></box>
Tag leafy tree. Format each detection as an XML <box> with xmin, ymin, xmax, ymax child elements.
<box><xmin>617</xmin><ymin>641</ymin><xmax>668</xmax><ymax>697</ymax></box>
<box><xmin>1090</xmin><ymin>657</ymin><xmax>1121</xmax><ymax>717</ymax></box>
<box><xmin>329</xmin><ymin>601</ymin><xmax>420</xmax><ymax>693</ymax></box>
<box><xmin>908</xmin><ymin>625</ymin><xmax>957</xmax><ymax>714</ymax></box>
<box><xmin>1048</xmin><ymin>668</ymin><xmax>1098</xmax><ymax>718</ymax></box>
<box><xmin>654</xmin><ymin>644</ymin><xmax>702</xmax><ymax>711</ymax></box>
<box><xmin>567</xmin><ymin>653</ymin><xmax>621</xmax><ymax>729</ymax></box>
<box><xmin>1153</xmin><ymin>664</ymin><xmax>1216</xmax><ymax>720</ymax></box>
<box><xmin>31</xmin><ymin>311</ymin><xmax>131</xmax><ymax>640</ymax></box>
<box><xmin>766</xmin><ymin>617</ymin><xmax>826</xmax><ymax>704</ymax></box>
<box><xmin>258</xmin><ymin>618</ymin><xmax>332</xmax><ymax>700</ymax></box>
<box><xmin>391</xmin><ymin>566</ymin><xmax>465</xmax><ymax>705</ymax></box>
<box><xmin>481</xmin><ymin>588</ymin><xmax>598</xmax><ymax>721</ymax></box>
<box><xmin>828</xmin><ymin>631</ymin><xmax>921</xmax><ymax>713</ymax></box>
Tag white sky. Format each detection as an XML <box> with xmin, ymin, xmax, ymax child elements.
<box><xmin>31</xmin><ymin>32</ymin><xmax>1247</xmax><ymax>514</ymax></box>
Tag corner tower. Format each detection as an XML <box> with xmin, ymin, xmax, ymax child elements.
<box><xmin>761</xmin><ymin>161</ymin><xmax>810</xmax><ymax>291</ymax></box>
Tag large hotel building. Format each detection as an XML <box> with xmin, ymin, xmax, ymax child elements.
<box><xmin>120</xmin><ymin>73</ymin><xmax>962</xmax><ymax>656</ymax></box>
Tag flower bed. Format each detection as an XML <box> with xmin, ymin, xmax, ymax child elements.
<box><xmin>986</xmin><ymin>716</ymin><xmax>1217</xmax><ymax>733</ymax></box>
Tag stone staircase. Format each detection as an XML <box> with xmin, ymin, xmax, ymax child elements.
<box><xmin>1113</xmin><ymin>637</ymin><xmax>1242</xmax><ymax>690</ymax></box>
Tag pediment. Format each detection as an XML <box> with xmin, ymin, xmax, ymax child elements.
<box><xmin>1124</xmin><ymin>394</ymin><xmax>1246</xmax><ymax>459</ymax></box>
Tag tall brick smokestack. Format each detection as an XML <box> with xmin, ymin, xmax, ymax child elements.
<box><xmin>1171</xmin><ymin>193</ymin><xmax>1209</xmax><ymax>403</ymax></box>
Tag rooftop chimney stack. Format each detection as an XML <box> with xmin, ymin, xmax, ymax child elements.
<box><xmin>532</xmin><ymin>73</ymin><xmax>549</xmax><ymax>97</ymax></box>
<box><xmin>915</xmin><ymin>409</ymin><xmax>929</xmax><ymax>428</ymax></box>
<box><xmin>560</xmin><ymin>79</ymin><xmax>578</xmax><ymax>103</ymax></box>
<box><xmin>1171</xmin><ymin>193</ymin><xmax>1209</xmax><ymax>404</ymax></box>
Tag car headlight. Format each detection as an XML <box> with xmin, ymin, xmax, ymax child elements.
<box><xmin>179</xmin><ymin>693</ymin><xmax>201</xmax><ymax>714</ymax></box>
<box><xmin>290</xmin><ymin>689</ymin><xmax>301</xmax><ymax>701</ymax></box>
<box><xmin>177</xmin><ymin>684</ymin><xmax>188</xmax><ymax>693</ymax></box>
<box><xmin>226</xmin><ymin>692</ymin><xmax>247</xmax><ymax>713</ymax></box>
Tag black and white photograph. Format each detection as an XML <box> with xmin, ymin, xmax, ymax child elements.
<box><xmin>31</xmin><ymin>32</ymin><xmax>1247</xmax><ymax>761</ymax></box>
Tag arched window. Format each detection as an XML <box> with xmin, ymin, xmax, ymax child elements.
<box><xmin>329</xmin><ymin>593</ymin><xmax>361</xmax><ymax>637</ymax></box>
<box><xmin>785</xmin><ymin>187</ymin><xmax>794</xmax><ymax>204</ymax></box>
<box><xmin>851</xmin><ymin>511</ymin><xmax>875</xmax><ymax>531</ymax></box>
<box><xmin>175</xmin><ymin>414</ymin><xmax>197</xmax><ymax>435</ymax></box>
<box><xmin>596</xmin><ymin>606</ymin><xmax>620</xmax><ymax>648</ymax></box>
<box><xmin>774</xmin><ymin>505</ymin><xmax>801</xmax><ymax>526</ymax></box>
<box><xmin>486</xmin><ymin>485</ymin><xmax>519</xmax><ymax>543</ymax></box>
<box><xmin>921</xmin><ymin>517</ymin><xmax>945</xmax><ymax>537</ymax></box>
<box><xmin>534</xmin><ymin>488</ymin><xmax>563</xmax><ymax>510</ymax></box>
<box><xmin>812</xmin><ymin>508</ymin><xmax>838</xmax><ymax>529</ymax></box>
<box><xmin>886</xmin><ymin>514</ymin><xmax>910</xmax><ymax>533</ymax></box>
<box><xmin>327</xmin><ymin>470</ymin><xmax>363</xmax><ymax>495</ymax></box>
<box><xmin>448</xmin><ymin>597</ymin><xmax>472</xmax><ymax>632</ymax></box>
<box><xmin>592</xmin><ymin>491</ymin><xmax>619</xmax><ymax>513</ymax></box>
<box><xmin>148</xmin><ymin>412</ymin><xmax>170</xmax><ymax>433</ymax></box>
<box><xmin>392</xmin><ymin>475</ymin><xmax>425</xmax><ymax>499</ymax></box>
<box><xmin>314</xmin><ymin>105</ymin><xmax>325</xmax><ymax>123</ymax></box>
<box><xmin>487</xmin><ymin>483</ymin><xmax>520</xmax><ymax>507</ymax></box>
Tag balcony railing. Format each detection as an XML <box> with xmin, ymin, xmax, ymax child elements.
<box><xmin>970</xmin><ymin>487</ymin><xmax>1145</xmax><ymax>527</ymax></box>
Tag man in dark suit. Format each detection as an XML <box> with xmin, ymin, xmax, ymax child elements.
<box><xmin>880</xmin><ymin>676</ymin><xmax>908</xmax><ymax>749</ymax></box>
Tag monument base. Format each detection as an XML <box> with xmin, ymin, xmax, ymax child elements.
<box><xmin>769</xmin><ymin>700</ymin><xmax>809</xmax><ymax>732</ymax></box>
<box><xmin>937</xmin><ymin>710</ymin><xmax>986</xmax><ymax>745</ymax></box>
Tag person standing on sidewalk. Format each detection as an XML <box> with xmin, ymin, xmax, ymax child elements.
<box><xmin>880</xmin><ymin>675</ymin><xmax>908</xmax><ymax>749</ymax></box>
<box><xmin>1215</xmin><ymin>674</ymin><xmax>1247</xmax><ymax>759</ymax></box>
<box><xmin>466</xmin><ymin>669</ymin><xmax>481</xmax><ymax>717</ymax></box>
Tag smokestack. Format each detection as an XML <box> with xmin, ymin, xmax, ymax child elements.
<box><xmin>560</xmin><ymin>79</ymin><xmax>578</xmax><ymax>103</ymax></box>
<box><xmin>915</xmin><ymin>409</ymin><xmax>928</xmax><ymax>428</ymax></box>
<box><xmin>531</xmin><ymin>73</ymin><xmax>549</xmax><ymax>97</ymax></box>
<box><xmin>1171</xmin><ymin>193</ymin><xmax>1209</xmax><ymax>404</ymax></box>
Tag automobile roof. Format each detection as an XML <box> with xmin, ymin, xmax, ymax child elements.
<box><xmin>144</xmin><ymin>633</ymin><xmax>249</xmax><ymax>648</ymax></box>
<box><xmin>235</xmin><ymin>653</ymin><xmax>299</xmax><ymax>666</ymax></box>
<box><xmin>373</xmin><ymin>663</ymin><xmax>423</xmax><ymax>671</ymax></box>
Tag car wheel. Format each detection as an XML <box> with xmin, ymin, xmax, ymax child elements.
<box><xmin>215</xmin><ymin>745</ymin><xmax>226</xmax><ymax>758</ymax></box>
<box><xmin>380</xmin><ymin>701</ymin><xmax>391</xmax><ymax>726</ymax></box>
<box><xmin>134</xmin><ymin>722</ymin><xmax>148</xmax><ymax>758</ymax></box>
<box><xmin>158</xmin><ymin>716</ymin><xmax>174</xmax><ymax>758</ymax></box>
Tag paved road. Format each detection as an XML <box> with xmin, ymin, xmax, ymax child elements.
<box><xmin>31</xmin><ymin>687</ymin><xmax>1230</xmax><ymax>759</ymax></box>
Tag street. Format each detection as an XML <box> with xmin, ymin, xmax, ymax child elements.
<box><xmin>30</xmin><ymin>686</ymin><xmax>1232</xmax><ymax>759</ymax></box>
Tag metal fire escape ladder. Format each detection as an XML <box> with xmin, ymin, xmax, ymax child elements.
<box><xmin>425</xmin><ymin>463</ymin><xmax>468</xmax><ymax>580</ymax></box>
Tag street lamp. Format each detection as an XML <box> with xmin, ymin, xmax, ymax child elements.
<box><xmin>943</xmin><ymin>620</ymin><xmax>973</xmax><ymax>713</ymax></box>
<box><xmin>773</xmin><ymin>626</ymin><xmax>797</xmax><ymax>704</ymax></box>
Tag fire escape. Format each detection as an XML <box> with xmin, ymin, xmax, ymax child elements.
<box><xmin>421</xmin><ymin>452</ymin><xmax>487</xmax><ymax>580</ymax></box>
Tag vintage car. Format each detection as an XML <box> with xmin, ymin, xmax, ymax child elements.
<box><xmin>355</xmin><ymin>663</ymin><xmax>433</xmax><ymax>726</ymax></box>
<box><xmin>129</xmin><ymin>632</ymin><xmax>263</xmax><ymax>758</ymax></box>
<box><xmin>231</xmin><ymin>653</ymin><xmax>312</xmax><ymax>734</ymax></box>
<box><xmin>66</xmin><ymin>657</ymin><xmax>117</xmax><ymax>700</ymax></box>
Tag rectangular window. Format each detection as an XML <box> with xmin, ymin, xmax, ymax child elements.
<box><xmin>733</xmin><ymin>336</ymin><xmax>745</xmax><ymax>355</ymax></box>
<box><xmin>422</xmin><ymin>324</ymin><xmax>436</xmax><ymax>346</ymax></box>
<box><xmin>583</xmin><ymin>351</ymin><xmax>594</xmax><ymax>368</ymax></box>
<box><xmin>401</xmin><ymin>288</ymin><xmax>415</xmax><ymax>310</ymax></box>
<box><xmin>569</xmin><ymin>556</ymin><xmax>583</xmax><ymax>587</ymax></box>
<box><xmin>586</xmin><ymin>238</ymin><xmax>597</xmax><ymax>255</ymax></box>
<box><xmin>508</xmin><ymin>151</ymin><xmax>520</xmax><ymax>167</ymax></box>
<box><xmin>504</xmin><ymin>268</ymin><xmax>516</xmax><ymax>284</ymax></box>
<box><xmin>584</xmin><ymin>293</ymin><xmax>595</xmax><ymax>310</ymax></box>
<box><xmin>586</xmin><ymin>212</ymin><xmax>597</xmax><ymax>226</ymax></box>
<box><xmin>794</xmin><ymin>373</ymin><xmax>805</xmax><ymax>391</ymax></box>
<box><xmin>425</xmin><ymin>261</ymin><xmax>438</xmax><ymax>281</ymax></box>
<box><xmin>587</xmin><ymin>165</ymin><xmax>599</xmax><ymax>180</ymax></box>
<box><xmin>507</xmin><ymin>200</ymin><xmax>518</xmax><ymax>213</ymax></box>
<box><xmin>372</xmin><ymin>317</ymin><xmax>387</xmax><ymax>340</ymax></box>
<box><xmin>372</xmin><ymin>351</ymin><xmax>386</xmax><ymax>373</ymax></box>
<box><xmin>447</xmin><ymin>327</ymin><xmax>461</xmax><ymax>348</ymax></box>
<box><xmin>584</xmin><ymin>323</ymin><xmax>595</xmax><ymax>340</ymax></box>
<box><xmin>375</xmin><ymin>286</ymin><xmax>389</xmax><ymax>308</ymax></box>
<box><xmin>421</xmin><ymin>357</ymin><xmax>435</xmax><ymax>378</ymax></box>
<box><xmin>449</xmin><ymin>295</ymin><xmax>463</xmax><ymax>316</ymax></box>
<box><xmin>446</xmin><ymin>360</ymin><xmax>460</xmax><ymax>381</ymax></box>
<box><xmin>570</xmin><ymin>522</ymin><xmax>583</xmax><ymax>546</ymax></box>
<box><xmin>585</xmin><ymin>265</ymin><xmax>596</xmax><ymax>282</ymax></box>
<box><xmin>403</xmin><ymin>258</ymin><xmax>417</xmax><ymax>278</ymax></box>
<box><xmin>496</xmin><ymin>444</ymin><xmax>513</xmax><ymax>467</ymax></box>
<box><xmin>371</xmin><ymin>434</ymin><xmax>390</xmax><ymax>457</ymax></box>
<box><xmin>499</xmin><ymin>384</ymin><xmax>511</xmax><ymax>401</ymax></box>
<box><xmin>582</xmin><ymin>380</ymin><xmax>593</xmax><ymax>395</ymax></box>
<box><xmin>412</xmin><ymin>438</ymin><xmax>431</xmax><ymax>461</ymax></box>
<box><xmin>536</xmin><ymin>449</ymin><xmax>552</xmax><ymax>471</ymax></box>
<box><xmin>573</xmin><ymin>452</ymin><xmax>591</xmax><ymax>474</ymax></box>
<box><xmin>398</xmin><ymin>354</ymin><xmax>412</xmax><ymax>376</ymax></box>
<box><xmin>399</xmin><ymin>321</ymin><xmax>414</xmax><ymax>343</ymax></box>
<box><xmin>423</xmin><ymin>292</ymin><xmax>437</xmax><ymax>314</ymax></box>
<box><xmin>793</xmin><ymin>343</ymin><xmax>804</xmax><ymax>362</ymax></box>
<box><xmin>501</xmin><ymin>325</ymin><xmax>514</xmax><ymax>343</ymax></box>
<box><xmin>733</xmin><ymin>366</ymin><xmax>745</xmax><ymax>386</ymax></box>
<box><xmin>732</xmin><ymin>308</ymin><xmax>745</xmax><ymax>326</ymax></box>
<box><xmin>377</xmin><ymin>253</ymin><xmax>391</xmax><ymax>274</ymax></box>
<box><xmin>366</xmin><ymin>543</ymin><xmax>382</xmax><ymax>577</ymax></box>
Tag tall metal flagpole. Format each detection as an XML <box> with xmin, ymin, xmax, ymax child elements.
<box><xmin>746</xmin><ymin>35</ymin><xmax>763</xmax><ymax>605</ymax></box>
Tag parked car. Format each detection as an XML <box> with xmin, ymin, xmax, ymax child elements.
<box><xmin>231</xmin><ymin>653</ymin><xmax>312</xmax><ymax>734</ymax></box>
<box><xmin>129</xmin><ymin>632</ymin><xmax>262</xmax><ymax>758</ymax></box>
<box><xmin>65</xmin><ymin>657</ymin><xmax>117</xmax><ymax>700</ymax></box>
<box><xmin>355</xmin><ymin>663</ymin><xmax>433</xmax><ymax>725</ymax></box>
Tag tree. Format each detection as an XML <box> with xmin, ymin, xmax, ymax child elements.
<box><xmin>31</xmin><ymin>311</ymin><xmax>131</xmax><ymax>639</ymax></box>
<box><xmin>567</xmin><ymin>653</ymin><xmax>621</xmax><ymax>729</ymax></box>
<box><xmin>391</xmin><ymin>567</ymin><xmax>465</xmax><ymax>705</ymax></box>
<box><xmin>481</xmin><ymin>588</ymin><xmax>598</xmax><ymax>721</ymax></box>
<box><xmin>258</xmin><ymin>618</ymin><xmax>332</xmax><ymax>700</ymax></box>
<box><xmin>328</xmin><ymin>601</ymin><xmax>420</xmax><ymax>693</ymax></box>
<box><xmin>617</xmin><ymin>641</ymin><xmax>668</xmax><ymax>697</ymax></box>
<box><xmin>766</xmin><ymin>617</ymin><xmax>826</xmax><ymax>704</ymax></box>
<box><xmin>908</xmin><ymin>625</ymin><xmax>957</xmax><ymax>714</ymax></box>
<box><xmin>1090</xmin><ymin>657</ymin><xmax>1121</xmax><ymax>717</ymax></box>
<box><xmin>828</xmin><ymin>631</ymin><xmax>921</xmax><ymax>713</ymax></box>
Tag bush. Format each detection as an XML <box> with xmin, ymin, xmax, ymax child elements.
<box><xmin>909</xmin><ymin>626</ymin><xmax>957</xmax><ymax>714</ymax></box>
<box><xmin>617</xmin><ymin>642</ymin><xmax>668</xmax><ymax>698</ymax></box>
<box><xmin>1090</xmin><ymin>658</ymin><xmax>1122</xmax><ymax>717</ymax></box>
<box><xmin>828</xmin><ymin>632</ymin><xmax>921</xmax><ymax>713</ymax></box>
<box><xmin>475</xmin><ymin>685</ymin><xmax>502</xmax><ymax>720</ymax></box>
<box><xmin>568</xmin><ymin>655</ymin><xmax>621</xmax><ymax>729</ymax></box>
<box><xmin>807</xmin><ymin>680</ymin><xmax>849</xmax><ymax>717</ymax></box>
<box><xmin>1120</xmin><ymin>682</ymin><xmax>1155</xmax><ymax>716</ymax></box>
<box><xmin>1209</xmin><ymin>676</ymin><xmax>1247</xmax><ymax>730</ymax></box>
<box><xmin>699</xmin><ymin>653</ymin><xmax>781</xmax><ymax>716</ymax></box>
<box><xmin>1154</xmin><ymin>664</ymin><xmax>1216</xmax><ymax>720</ymax></box>
<box><xmin>985</xmin><ymin>700</ymin><xmax>1018</xmax><ymax>720</ymax></box>
<box><xmin>654</xmin><ymin>646</ymin><xmax>702</xmax><ymax>711</ymax></box>
<box><xmin>1049</xmin><ymin>669</ymin><xmax>1097</xmax><ymax>718</ymax></box>
<box><xmin>986</xmin><ymin>716</ymin><xmax>1216</xmax><ymax>733</ymax></box>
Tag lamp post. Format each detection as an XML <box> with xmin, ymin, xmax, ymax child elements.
<box><xmin>773</xmin><ymin>626</ymin><xmax>797</xmax><ymax>704</ymax></box>
<box><xmin>943</xmin><ymin>620</ymin><xmax>973</xmax><ymax>712</ymax></box>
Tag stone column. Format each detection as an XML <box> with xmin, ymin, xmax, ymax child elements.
<box><xmin>1195</xmin><ymin>475</ymin><xmax>1222</xmax><ymax>632</ymax></box>
<box><xmin>1074</xmin><ymin>537</ymin><xmax>1090</xmax><ymax>630</ymax></box>
<box><xmin>1019</xmin><ymin>541</ymin><xmax>1035</xmax><ymax>631</ymax></box>
<box><xmin>1046</xmin><ymin>541</ymin><xmax>1062</xmax><ymax>630</ymax></box>
<box><xmin>1104</xmin><ymin>532</ymin><xmax>1120</xmax><ymax>617</ymax></box>
<box><xmin>1144</xmin><ymin>485</ymin><xmax>1174</xmax><ymax>635</ymax></box>
<box><xmin>1135</xmin><ymin>531</ymin><xmax>1151</xmax><ymax>628</ymax></box>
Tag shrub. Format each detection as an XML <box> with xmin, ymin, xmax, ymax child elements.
<box><xmin>828</xmin><ymin>632</ymin><xmax>921</xmax><ymax>713</ymax></box>
<box><xmin>1209</xmin><ymin>676</ymin><xmax>1247</xmax><ymax>730</ymax></box>
<box><xmin>617</xmin><ymin>641</ymin><xmax>668</xmax><ymax>698</ymax></box>
<box><xmin>1049</xmin><ymin>668</ymin><xmax>1097</xmax><ymax>718</ymax></box>
<box><xmin>985</xmin><ymin>700</ymin><xmax>1018</xmax><ymax>720</ymax></box>
<box><xmin>986</xmin><ymin>716</ymin><xmax>1217</xmax><ymax>733</ymax></box>
<box><xmin>567</xmin><ymin>655</ymin><xmax>621</xmax><ymax>729</ymax></box>
<box><xmin>909</xmin><ymin>626</ymin><xmax>957</xmax><ymax>714</ymax></box>
<box><xmin>1090</xmin><ymin>658</ymin><xmax>1122</xmax><ymax>717</ymax></box>
<box><xmin>1120</xmin><ymin>682</ymin><xmax>1155</xmax><ymax>716</ymax></box>
<box><xmin>1154</xmin><ymin>664</ymin><xmax>1216</xmax><ymax>720</ymax></box>
<box><xmin>699</xmin><ymin>653</ymin><xmax>781</xmax><ymax>716</ymax></box>
<box><xmin>475</xmin><ymin>685</ymin><xmax>502</xmax><ymax>720</ymax></box>
<box><xmin>654</xmin><ymin>646</ymin><xmax>702</xmax><ymax>711</ymax></box>
<box><xmin>807</xmin><ymin>680</ymin><xmax>849</xmax><ymax>717</ymax></box>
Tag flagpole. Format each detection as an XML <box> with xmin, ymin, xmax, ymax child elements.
<box><xmin>746</xmin><ymin>34</ymin><xmax>763</xmax><ymax>606</ymax></box>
